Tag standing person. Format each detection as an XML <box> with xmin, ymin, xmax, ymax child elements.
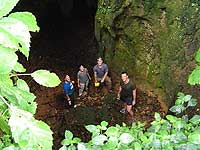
<box><xmin>77</xmin><ymin>65</ymin><xmax>91</xmax><ymax>97</ymax></box>
<box><xmin>117</xmin><ymin>72</ymin><xmax>136</xmax><ymax>119</ymax></box>
<box><xmin>93</xmin><ymin>57</ymin><xmax>112</xmax><ymax>91</ymax></box>
<box><xmin>63</xmin><ymin>75</ymin><xmax>75</xmax><ymax>107</ymax></box>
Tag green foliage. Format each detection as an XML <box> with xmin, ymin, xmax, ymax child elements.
<box><xmin>169</xmin><ymin>92</ymin><xmax>197</xmax><ymax>115</ymax></box>
<box><xmin>60</xmin><ymin>93</ymin><xmax>199</xmax><ymax>149</ymax></box>
<box><xmin>0</xmin><ymin>0</ymin><xmax>61</xmax><ymax>149</ymax></box>
<box><xmin>188</xmin><ymin>66</ymin><xmax>200</xmax><ymax>85</ymax></box>
<box><xmin>60</xmin><ymin>130</ymin><xmax>81</xmax><ymax>150</ymax></box>
<box><xmin>31</xmin><ymin>70</ymin><xmax>61</xmax><ymax>87</ymax></box>
<box><xmin>9</xmin><ymin>106</ymin><xmax>53</xmax><ymax>149</ymax></box>
<box><xmin>0</xmin><ymin>0</ymin><xmax>19</xmax><ymax>18</ymax></box>
<box><xmin>188</xmin><ymin>48</ymin><xmax>200</xmax><ymax>85</ymax></box>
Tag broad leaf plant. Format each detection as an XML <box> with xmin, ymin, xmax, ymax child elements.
<box><xmin>0</xmin><ymin>0</ymin><xmax>61</xmax><ymax>149</ymax></box>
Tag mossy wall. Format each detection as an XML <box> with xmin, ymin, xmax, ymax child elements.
<box><xmin>95</xmin><ymin>0</ymin><xmax>200</xmax><ymax>108</ymax></box>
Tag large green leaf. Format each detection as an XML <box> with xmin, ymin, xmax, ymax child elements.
<box><xmin>9</xmin><ymin>12</ymin><xmax>39</xmax><ymax>32</ymax></box>
<box><xmin>177</xmin><ymin>144</ymin><xmax>198</xmax><ymax>150</ymax></box>
<box><xmin>92</xmin><ymin>134</ymin><xmax>107</xmax><ymax>145</ymax></box>
<box><xmin>0</xmin><ymin>0</ymin><xmax>19</xmax><ymax>18</ymax></box>
<box><xmin>189</xmin><ymin>115</ymin><xmax>200</xmax><ymax>125</ymax></box>
<box><xmin>9</xmin><ymin>106</ymin><xmax>53</xmax><ymax>150</ymax></box>
<box><xmin>169</xmin><ymin>105</ymin><xmax>185</xmax><ymax>114</ymax></box>
<box><xmin>106</xmin><ymin>127</ymin><xmax>119</xmax><ymax>137</ymax></box>
<box><xmin>166</xmin><ymin>115</ymin><xmax>177</xmax><ymax>123</ymax></box>
<box><xmin>13</xmin><ymin>62</ymin><xmax>26</xmax><ymax>73</ymax></box>
<box><xmin>187</xmin><ymin>98</ymin><xmax>197</xmax><ymax>107</ymax></box>
<box><xmin>188</xmin><ymin>133</ymin><xmax>200</xmax><ymax>144</ymax></box>
<box><xmin>0</xmin><ymin>17</ymin><xmax>31</xmax><ymax>58</ymax></box>
<box><xmin>119</xmin><ymin>133</ymin><xmax>134</xmax><ymax>144</ymax></box>
<box><xmin>1</xmin><ymin>86</ymin><xmax>36</xmax><ymax>114</ymax></box>
<box><xmin>0</xmin><ymin>74</ymin><xmax>13</xmax><ymax>87</ymax></box>
<box><xmin>0</xmin><ymin>27</ymin><xmax>19</xmax><ymax>49</ymax></box>
<box><xmin>188</xmin><ymin>66</ymin><xmax>200</xmax><ymax>85</ymax></box>
<box><xmin>154</xmin><ymin>112</ymin><xmax>161</xmax><ymax>121</ymax></box>
<box><xmin>85</xmin><ymin>125</ymin><xmax>97</xmax><ymax>133</ymax></box>
<box><xmin>195</xmin><ymin>48</ymin><xmax>200</xmax><ymax>62</ymax></box>
<box><xmin>77</xmin><ymin>143</ymin><xmax>87</xmax><ymax>150</ymax></box>
<box><xmin>0</xmin><ymin>115</ymin><xmax>10</xmax><ymax>134</ymax></box>
<box><xmin>31</xmin><ymin>70</ymin><xmax>61</xmax><ymax>87</ymax></box>
<box><xmin>0</xmin><ymin>45</ymin><xmax>18</xmax><ymax>74</ymax></box>
<box><xmin>61</xmin><ymin>139</ymin><xmax>72</xmax><ymax>146</ymax></box>
<box><xmin>16</xmin><ymin>79</ymin><xmax>30</xmax><ymax>92</ymax></box>
<box><xmin>65</xmin><ymin>130</ymin><xmax>73</xmax><ymax>140</ymax></box>
<box><xmin>101</xmin><ymin>121</ymin><xmax>108</xmax><ymax>127</ymax></box>
<box><xmin>134</xmin><ymin>142</ymin><xmax>142</xmax><ymax>150</ymax></box>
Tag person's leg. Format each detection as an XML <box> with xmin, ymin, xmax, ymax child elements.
<box><xmin>125</xmin><ymin>97</ymin><xmax>134</xmax><ymax>118</ymax></box>
<box><xmin>85</xmin><ymin>80</ymin><xmax>89</xmax><ymax>91</ymax></box>
<box><xmin>119</xmin><ymin>98</ymin><xmax>127</xmax><ymax>114</ymax></box>
<box><xmin>69</xmin><ymin>93</ymin><xmax>75</xmax><ymax>107</ymax></box>
<box><xmin>105</xmin><ymin>76</ymin><xmax>112</xmax><ymax>90</ymax></box>
<box><xmin>79</xmin><ymin>83</ymin><xmax>85</xmax><ymax>96</ymax></box>
<box><xmin>126</xmin><ymin>105</ymin><xmax>133</xmax><ymax>118</ymax></box>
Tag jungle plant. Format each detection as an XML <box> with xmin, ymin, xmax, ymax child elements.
<box><xmin>188</xmin><ymin>48</ymin><xmax>200</xmax><ymax>85</ymax></box>
<box><xmin>169</xmin><ymin>92</ymin><xmax>197</xmax><ymax>115</ymax></box>
<box><xmin>60</xmin><ymin>98</ymin><xmax>200</xmax><ymax>150</ymax></box>
<box><xmin>0</xmin><ymin>0</ymin><xmax>61</xmax><ymax>149</ymax></box>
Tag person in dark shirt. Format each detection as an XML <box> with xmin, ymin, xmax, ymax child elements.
<box><xmin>63</xmin><ymin>75</ymin><xmax>75</xmax><ymax>106</ymax></box>
<box><xmin>93</xmin><ymin>57</ymin><xmax>112</xmax><ymax>91</ymax></box>
<box><xmin>117</xmin><ymin>72</ymin><xmax>136</xmax><ymax>119</ymax></box>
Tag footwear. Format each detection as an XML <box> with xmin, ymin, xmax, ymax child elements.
<box><xmin>120</xmin><ymin>108</ymin><xmax>126</xmax><ymax>114</ymax></box>
<box><xmin>68</xmin><ymin>100</ymin><xmax>71</xmax><ymax>106</ymax></box>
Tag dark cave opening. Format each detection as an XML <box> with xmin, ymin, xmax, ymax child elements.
<box><xmin>14</xmin><ymin>0</ymin><xmax>98</xmax><ymax>70</ymax></box>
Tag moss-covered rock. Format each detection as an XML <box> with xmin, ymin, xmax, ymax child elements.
<box><xmin>95</xmin><ymin>0</ymin><xmax>200</xmax><ymax>109</ymax></box>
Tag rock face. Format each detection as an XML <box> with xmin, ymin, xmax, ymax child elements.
<box><xmin>95</xmin><ymin>0</ymin><xmax>200</xmax><ymax>109</ymax></box>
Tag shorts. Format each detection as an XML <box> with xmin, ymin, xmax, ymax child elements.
<box><xmin>121</xmin><ymin>97</ymin><xmax>133</xmax><ymax>105</ymax></box>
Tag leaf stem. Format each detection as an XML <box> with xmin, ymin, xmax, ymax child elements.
<box><xmin>0</xmin><ymin>95</ymin><xmax>11</xmax><ymax>108</ymax></box>
<box><xmin>17</xmin><ymin>73</ymin><xmax>31</xmax><ymax>76</ymax></box>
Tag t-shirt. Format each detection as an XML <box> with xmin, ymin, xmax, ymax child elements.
<box><xmin>93</xmin><ymin>63</ymin><xmax>108</xmax><ymax>78</ymax></box>
<box><xmin>63</xmin><ymin>81</ymin><xmax>74</xmax><ymax>95</ymax></box>
<box><xmin>77</xmin><ymin>69</ymin><xmax>89</xmax><ymax>83</ymax></box>
<box><xmin>120</xmin><ymin>80</ymin><xmax>136</xmax><ymax>99</ymax></box>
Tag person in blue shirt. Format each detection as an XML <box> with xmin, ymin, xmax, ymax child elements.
<box><xmin>63</xmin><ymin>75</ymin><xmax>75</xmax><ymax>106</ymax></box>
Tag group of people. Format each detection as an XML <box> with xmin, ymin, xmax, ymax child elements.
<box><xmin>63</xmin><ymin>57</ymin><xmax>137</xmax><ymax>120</ymax></box>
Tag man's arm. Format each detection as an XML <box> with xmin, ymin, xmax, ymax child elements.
<box><xmin>132</xmin><ymin>89</ymin><xmax>136</xmax><ymax>105</ymax></box>
<box><xmin>94</xmin><ymin>72</ymin><xmax>97</xmax><ymax>83</ymax></box>
<box><xmin>101</xmin><ymin>64</ymin><xmax>109</xmax><ymax>82</ymax></box>
<box><xmin>77</xmin><ymin>78</ymin><xmax>80</xmax><ymax>87</ymax></box>
<box><xmin>101</xmin><ymin>71</ymin><xmax>108</xmax><ymax>83</ymax></box>
<box><xmin>86</xmin><ymin>68</ymin><xmax>91</xmax><ymax>80</ymax></box>
<box><xmin>77</xmin><ymin>73</ymin><xmax>80</xmax><ymax>87</ymax></box>
<box><xmin>117</xmin><ymin>86</ymin><xmax>122</xmax><ymax>100</ymax></box>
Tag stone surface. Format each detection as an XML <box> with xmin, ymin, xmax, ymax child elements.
<box><xmin>95</xmin><ymin>0</ymin><xmax>200</xmax><ymax>110</ymax></box>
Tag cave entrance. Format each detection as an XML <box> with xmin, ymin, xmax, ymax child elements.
<box><xmin>14</xmin><ymin>1</ymin><xmax>166</xmax><ymax>149</ymax></box>
<box><xmin>29</xmin><ymin>0</ymin><xmax>98</xmax><ymax>69</ymax></box>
